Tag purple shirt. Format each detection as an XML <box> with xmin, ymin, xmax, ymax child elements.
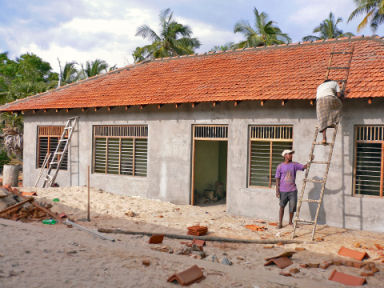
<box><xmin>275</xmin><ymin>162</ymin><xmax>305</xmax><ymax>192</ymax></box>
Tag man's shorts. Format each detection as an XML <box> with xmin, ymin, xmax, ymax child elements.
<box><xmin>279</xmin><ymin>190</ymin><xmax>298</xmax><ymax>213</ymax></box>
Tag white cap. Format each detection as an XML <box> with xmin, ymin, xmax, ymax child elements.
<box><xmin>281</xmin><ymin>149</ymin><xmax>295</xmax><ymax>157</ymax></box>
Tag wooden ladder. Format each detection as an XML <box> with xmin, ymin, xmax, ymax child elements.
<box><xmin>39</xmin><ymin>117</ymin><xmax>79</xmax><ymax>188</ymax></box>
<box><xmin>291</xmin><ymin>42</ymin><xmax>354</xmax><ymax>240</ymax></box>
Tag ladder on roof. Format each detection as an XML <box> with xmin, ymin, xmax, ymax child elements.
<box><xmin>36</xmin><ymin>117</ymin><xmax>79</xmax><ymax>188</ymax></box>
<box><xmin>291</xmin><ymin>43</ymin><xmax>354</xmax><ymax>241</ymax></box>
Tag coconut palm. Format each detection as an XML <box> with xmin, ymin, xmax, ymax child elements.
<box><xmin>80</xmin><ymin>59</ymin><xmax>108</xmax><ymax>79</ymax></box>
<box><xmin>58</xmin><ymin>60</ymin><xmax>80</xmax><ymax>87</ymax></box>
<box><xmin>233</xmin><ymin>8</ymin><xmax>291</xmax><ymax>48</ymax></box>
<box><xmin>303</xmin><ymin>12</ymin><xmax>354</xmax><ymax>41</ymax></box>
<box><xmin>348</xmin><ymin>0</ymin><xmax>384</xmax><ymax>31</ymax></box>
<box><xmin>133</xmin><ymin>8</ymin><xmax>201</xmax><ymax>62</ymax></box>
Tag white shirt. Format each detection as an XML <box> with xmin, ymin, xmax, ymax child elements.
<box><xmin>316</xmin><ymin>81</ymin><xmax>341</xmax><ymax>100</ymax></box>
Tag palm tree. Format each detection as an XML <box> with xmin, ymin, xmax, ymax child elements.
<box><xmin>58</xmin><ymin>60</ymin><xmax>80</xmax><ymax>87</ymax></box>
<box><xmin>233</xmin><ymin>8</ymin><xmax>291</xmax><ymax>48</ymax></box>
<box><xmin>80</xmin><ymin>59</ymin><xmax>108</xmax><ymax>79</ymax></box>
<box><xmin>348</xmin><ymin>0</ymin><xmax>384</xmax><ymax>31</ymax></box>
<box><xmin>303</xmin><ymin>12</ymin><xmax>354</xmax><ymax>41</ymax></box>
<box><xmin>133</xmin><ymin>8</ymin><xmax>201</xmax><ymax>62</ymax></box>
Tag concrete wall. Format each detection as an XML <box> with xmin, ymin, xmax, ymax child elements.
<box><xmin>23</xmin><ymin>99</ymin><xmax>384</xmax><ymax>231</ymax></box>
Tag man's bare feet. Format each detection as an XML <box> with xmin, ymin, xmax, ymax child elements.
<box><xmin>277</xmin><ymin>224</ymin><xmax>283</xmax><ymax>229</ymax></box>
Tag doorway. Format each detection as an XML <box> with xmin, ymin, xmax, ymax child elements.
<box><xmin>191</xmin><ymin>125</ymin><xmax>228</xmax><ymax>205</ymax></box>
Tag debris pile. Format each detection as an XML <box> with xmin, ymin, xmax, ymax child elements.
<box><xmin>0</xmin><ymin>186</ymin><xmax>57</xmax><ymax>222</ymax></box>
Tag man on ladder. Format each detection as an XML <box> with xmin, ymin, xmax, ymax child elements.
<box><xmin>316</xmin><ymin>79</ymin><xmax>343</xmax><ymax>144</ymax></box>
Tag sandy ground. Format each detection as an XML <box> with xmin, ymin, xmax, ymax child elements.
<box><xmin>0</xmin><ymin>186</ymin><xmax>383</xmax><ymax>287</ymax></box>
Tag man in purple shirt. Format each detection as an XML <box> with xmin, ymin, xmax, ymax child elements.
<box><xmin>275</xmin><ymin>150</ymin><xmax>308</xmax><ymax>229</ymax></box>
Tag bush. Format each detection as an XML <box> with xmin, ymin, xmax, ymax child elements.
<box><xmin>0</xmin><ymin>150</ymin><xmax>10</xmax><ymax>172</ymax></box>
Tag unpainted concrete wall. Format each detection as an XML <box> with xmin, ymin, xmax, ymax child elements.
<box><xmin>22</xmin><ymin>99</ymin><xmax>384</xmax><ymax>231</ymax></box>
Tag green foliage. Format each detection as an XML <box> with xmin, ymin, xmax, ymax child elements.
<box><xmin>80</xmin><ymin>59</ymin><xmax>108</xmax><ymax>78</ymax></box>
<box><xmin>349</xmin><ymin>0</ymin><xmax>384</xmax><ymax>31</ymax></box>
<box><xmin>0</xmin><ymin>150</ymin><xmax>10</xmax><ymax>169</ymax></box>
<box><xmin>133</xmin><ymin>8</ymin><xmax>201</xmax><ymax>62</ymax></box>
<box><xmin>0</xmin><ymin>52</ymin><xmax>58</xmax><ymax>103</ymax></box>
<box><xmin>233</xmin><ymin>8</ymin><xmax>291</xmax><ymax>48</ymax></box>
<box><xmin>303</xmin><ymin>12</ymin><xmax>354</xmax><ymax>41</ymax></box>
<box><xmin>210</xmin><ymin>42</ymin><xmax>235</xmax><ymax>52</ymax></box>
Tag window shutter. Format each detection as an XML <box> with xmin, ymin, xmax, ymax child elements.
<box><xmin>134</xmin><ymin>139</ymin><xmax>148</xmax><ymax>176</ymax></box>
<box><xmin>94</xmin><ymin>138</ymin><xmax>107</xmax><ymax>173</ymax></box>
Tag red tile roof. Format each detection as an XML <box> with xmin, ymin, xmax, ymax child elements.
<box><xmin>1</xmin><ymin>36</ymin><xmax>384</xmax><ymax>112</ymax></box>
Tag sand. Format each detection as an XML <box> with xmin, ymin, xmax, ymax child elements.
<box><xmin>0</xmin><ymin>186</ymin><xmax>383</xmax><ymax>287</ymax></box>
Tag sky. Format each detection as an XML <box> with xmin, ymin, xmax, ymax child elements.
<box><xmin>0</xmin><ymin>0</ymin><xmax>383</xmax><ymax>72</ymax></box>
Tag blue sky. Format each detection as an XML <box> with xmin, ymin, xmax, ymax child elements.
<box><xmin>0</xmin><ymin>0</ymin><xmax>383</xmax><ymax>72</ymax></box>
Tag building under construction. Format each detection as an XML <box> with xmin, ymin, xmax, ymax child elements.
<box><xmin>1</xmin><ymin>36</ymin><xmax>384</xmax><ymax>232</ymax></box>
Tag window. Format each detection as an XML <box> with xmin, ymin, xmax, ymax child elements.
<box><xmin>354</xmin><ymin>125</ymin><xmax>384</xmax><ymax>197</ymax></box>
<box><xmin>93</xmin><ymin>125</ymin><xmax>148</xmax><ymax>176</ymax></box>
<box><xmin>248</xmin><ymin>125</ymin><xmax>293</xmax><ymax>187</ymax></box>
<box><xmin>37</xmin><ymin>126</ymin><xmax>68</xmax><ymax>170</ymax></box>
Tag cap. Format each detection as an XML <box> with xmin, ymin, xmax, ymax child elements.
<box><xmin>281</xmin><ymin>149</ymin><xmax>295</xmax><ymax>157</ymax></box>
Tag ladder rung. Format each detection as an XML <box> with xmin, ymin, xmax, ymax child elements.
<box><xmin>50</xmin><ymin>162</ymin><xmax>58</xmax><ymax>165</ymax></box>
<box><xmin>64</xmin><ymin>127</ymin><xmax>73</xmax><ymax>130</ymax></box>
<box><xmin>313</xmin><ymin>142</ymin><xmax>334</xmax><ymax>145</ymax></box>
<box><xmin>330</xmin><ymin>51</ymin><xmax>353</xmax><ymax>55</ymax></box>
<box><xmin>295</xmin><ymin>219</ymin><xmax>315</xmax><ymax>225</ymax></box>
<box><xmin>300</xmin><ymin>199</ymin><xmax>321</xmax><ymax>203</ymax></box>
<box><xmin>311</xmin><ymin>161</ymin><xmax>330</xmax><ymax>164</ymax></box>
<box><xmin>60</xmin><ymin>139</ymin><xmax>68</xmax><ymax>142</ymax></box>
<box><xmin>304</xmin><ymin>178</ymin><xmax>326</xmax><ymax>183</ymax></box>
<box><xmin>327</xmin><ymin>66</ymin><xmax>350</xmax><ymax>70</ymax></box>
<box><xmin>55</xmin><ymin>152</ymin><xmax>64</xmax><ymax>155</ymax></box>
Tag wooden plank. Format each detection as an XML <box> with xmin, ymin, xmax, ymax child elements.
<box><xmin>0</xmin><ymin>198</ymin><xmax>34</xmax><ymax>215</ymax></box>
<box><xmin>191</xmin><ymin>126</ymin><xmax>196</xmax><ymax>205</ymax></box>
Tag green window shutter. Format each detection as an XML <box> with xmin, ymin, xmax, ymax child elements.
<box><xmin>121</xmin><ymin>138</ymin><xmax>134</xmax><ymax>175</ymax></box>
<box><xmin>38</xmin><ymin>137</ymin><xmax>49</xmax><ymax>168</ymax></box>
<box><xmin>249</xmin><ymin>141</ymin><xmax>270</xmax><ymax>187</ymax></box>
<box><xmin>134</xmin><ymin>139</ymin><xmax>147</xmax><ymax>176</ymax></box>
<box><xmin>94</xmin><ymin>138</ymin><xmax>107</xmax><ymax>173</ymax></box>
<box><xmin>107</xmin><ymin>138</ymin><xmax>119</xmax><ymax>174</ymax></box>
<box><xmin>355</xmin><ymin>142</ymin><xmax>382</xmax><ymax>196</ymax></box>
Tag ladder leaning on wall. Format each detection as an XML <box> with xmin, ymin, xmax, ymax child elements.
<box><xmin>34</xmin><ymin>117</ymin><xmax>79</xmax><ymax>188</ymax></box>
<box><xmin>291</xmin><ymin>42</ymin><xmax>354</xmax><ymax>240</ymax></box>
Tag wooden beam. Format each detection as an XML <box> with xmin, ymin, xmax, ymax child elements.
<box><xmin>191</xmin><ymin>103</ymin><xmax>199</xmax><ymax>108</ymax></box>
<box><xmin>21</xmin><ymin>111</ymin><xmax>24</xmax><ymax>115</ymax></box>
<box><xmin>157</xmin><ymin>104</ymin><xmax>164</xmax><ymax>109</ymax></box>
<box><xmin>65</xmin><ymin>108</ymin><xmax>71</xmax><ymax>113</ymax></box>
<box><xmin>260</xmin><ymin>100</ymin><xmax>265</xmax><ymax>107</ymax></box>
<box><xmin>43</xmin><ymin>109</ymin><xmax>47</xmax><ymax>113</ymax></box>
<box><xmin>175</xmin><ymin>103</ymin><xmax>181</xmax><ymax>109</ymax></box>
<box><xmin>94</xmin><ymin>107</ymin><xmax>99</xmax><ymax>112</ymax></box>
<box><xmin>81</xmin><ymin>108</ymin><xmax>87</xmax><ymax>112</ymax></box>
<box><xmin>107</xmin><ymin>106</ymin><xmax>111</xmax><ymax>112</ymax></box>
<box><xmin>281</xmin><ymin>100</ymin><xmax>287</xmax><ymax>106</ymax></box>
<box><xmin>32</xmin><ymin>110</ymin><xmax>36</xmax><ymax>114</ymax></box>
<box><xmin>55</xmin><ymin>109</ymin><xmax>60</xmax><ymax>113</ymax></box>
<box><xmin>124</xmin><ymin>106</ymin><xmax>130</xmax><ymax>111</ymax></box>
<box><xmin>310</xmin><ymin>100</ymin><xmax>314</xmax><ymax>106</ymax></box>
<box><xmin>212</xmin><ymin>102</ymin><xmax>217</xmax><ymax>107</ymax></box>
<box><xmin>234</xmin><ymin>101</ymin><xmax>241</xmax><ymax>107</ymax></box>
<box><xmin>139</xmin><ymin>105</ymin><xmax>146</xmax><ymax>110</ymax></box>
<box><xmin>368</xmin><ymin>98</ymin><xmax>372</xmax><ymax>104</ymax></box>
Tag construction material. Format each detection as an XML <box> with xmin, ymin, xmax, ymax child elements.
<box><xmin>38</xmin><ymin>117</ymin><xmax>79</xmax><ymax>188</ymax></box>
<box><xmin>187</xmin><ymin>225</ymin><xmax>208</xmax><ymax>236</ymax></box>
<box><xmin>0</xmin><ymin>198</ymin><xmax>33</xmax><ymax>215</ymax></box>
<box><xmin>245</xmin><ymin>224</ymin><xmax>267</xmax><ymax>231</ymax></box>
<box><xmin>338</xmin><ymin>246</ymin><xmax>369</xmax><ymax>261</ymax></box>
<box><xmin>64</xmin><ymin>219</ymin><xmax>115</xmax><ymax>242</ymax></box>
<box><xmin>148</xmin><ymin>234</ymin><xmax>164</xmax><ymax>244</ymax></box>
<box><xmin>167</xmin><ymin>265</ymin><xmax>204</xmax><ymax>286</ymax></box>
<box><xmin>292</xmin><ymin>44</ymin><xmax>354</xmax><ymax>241</ymax></box>
<box><xmin>264</xmin><ymin>252</ymin><xmax>295</xmax><ymax>269</ymax></box>
<box><xmin>98</xmin><ymin>228</ymin><xmax>302</xmax><ymax>244</ymax></box>
<box><xmin>3</xmin><ymin>165</ymin><xmax>19</xmax><ymax>187</ymax></box>
<box><xmin>328</xmin><ymin>270</ymin><xmax>366</xmax><ymax>286</ymax></box>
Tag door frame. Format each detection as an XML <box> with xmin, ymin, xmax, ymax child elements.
<box><xmin>191</xmin><ymin>124</ymin><xmax>229</xmax><ymax>205</ymax></box>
